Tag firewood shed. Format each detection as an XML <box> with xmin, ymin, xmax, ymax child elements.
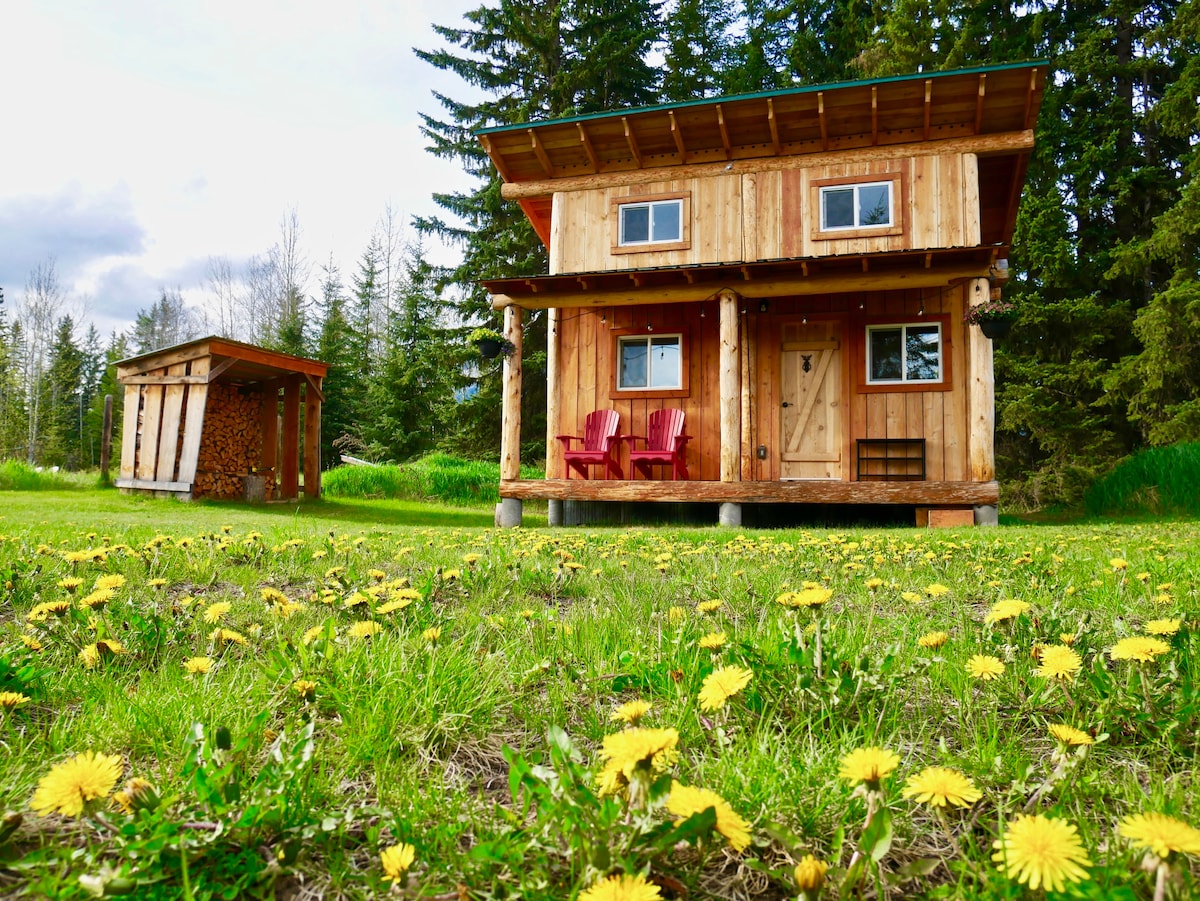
<box><xmin>114</xmin><ymin>337</ymin><xmax>328</xmax><ymax>502</ymax></box>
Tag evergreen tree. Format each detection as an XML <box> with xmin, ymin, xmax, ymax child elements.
<box><xmin>361</xmin><ymin>244</ymin><xmax>466</xmax><ymax>462</ymax></box>
<box><xmin>660</xmin><ymin>0</ymin><xmax>734</xmax><ymax>100</ymax></box>
<box><xmin>86</xmin><ymin>332</ymin><xmax>130</xmax><ymax>477</ymax></box>
<box><xmin>41</xmin><ymin>316</ymin><xmax>85</xmax><ymax>468</ymax></box>
<box><xmin>0</xmin><ymin>288</ymin><xmax>27</xmax><ymax>460</ymax></box>
<box><xmin>315</xmin><ymin>262</ymin><xmax>364</xmax><ymax>467</ymax></box>
<box><xmin>416</xmin><ymin>0</ymin><xmax>663</xmax><ymax>459</ymax></box>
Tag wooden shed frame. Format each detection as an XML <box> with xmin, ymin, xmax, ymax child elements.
<box><xmin>115</xmin><ymin>337</ymin><xmax>328</xmax><ymax>501</ymax></box>
<box><xmin>479</xmin><ymin>62</ymin><xmax>1048</xmax><ymax>528</ymax></box>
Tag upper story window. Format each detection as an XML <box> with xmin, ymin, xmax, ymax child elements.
<box><xmin>810</xmin><ymin>172</ymin><xmax>904</xmax><ymax>241</ymax></box>
<box><xmin>866</xmin><ymin>323</ymin><xmax>942</xmax><ymax>384</ymax></box>
<box><xmin>618</xmin><ymin>334</ymin><xmax>682</xmax><ymax>390</ymax></box>
<box><xmin>821</xmin><ymin>181</ymin><xmax>893</xmax><ymax>230</ymax></box>
<box><xmin>620</xmin><ymin>199</ymin><xmax>682</xmax><ymax>245</ymax></box>
<box><xmin>611</xmin><ymin>192</ymin><xmax>691</xmax><ymax>254</ymax></box>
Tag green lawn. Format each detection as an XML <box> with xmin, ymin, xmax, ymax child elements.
<box><xmin>1</xmin><ymin>489</ymin><xmax>1197</xmax><ymax>899</ymax></box>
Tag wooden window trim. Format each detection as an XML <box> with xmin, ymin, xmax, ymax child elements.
<box><xmin>856</xmin><ymin>315</ymin><xmax>952</xmax><ymax>394</ymax></box>
<box><xmin>608</xmin><ymin>326</ymin><xmax>691</xmax><ymax>399</ymax></box>
<box><xmin>611</xmin><ymin>192</ymin><xmax>692</xmax><ymax>255</ymax></box>
<box><xmin>810</xmin><ymin>172</ymin><xmax>906</xmax><ymax>241</ymax></box>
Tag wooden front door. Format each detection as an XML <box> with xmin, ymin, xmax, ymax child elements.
<box><xmin>780</xmin><ymin>320</ymin><xmax>842</xmax><ymax>479</ymax></box>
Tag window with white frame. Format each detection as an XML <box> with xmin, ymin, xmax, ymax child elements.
<box><xmin>866</xmin><ymin>323</ymin><xmax>942</xmax><ymax>384</ymax></box>
<box><xmin>618</xmin><ymin>198</ymin><xmax>683</xmax><ymax>246</ymax></box>
<box><xmin>618</xmin><ymin>334</ymin><xmax>683</xmax><ymax>389</ymax></box>
<box><xmin>820</xmin><ymin>180</ymin><xmax>894</xmax><ymax>231</ymax></box>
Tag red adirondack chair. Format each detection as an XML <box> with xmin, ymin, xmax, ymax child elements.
<box><xmin>624</xmin><ymin>408</ymin><xmax>691</xmax><ymax>480</ymax></box>
<box><xmin>556</xmin><ymin>409</ymin><xmax>623</xmax><ymax>479</ymax></box>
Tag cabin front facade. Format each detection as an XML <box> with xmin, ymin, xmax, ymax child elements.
<box><xmin>482</xmin><ymin>62</ymin><xmax>1046</xmax><ymax>527</ymax></box>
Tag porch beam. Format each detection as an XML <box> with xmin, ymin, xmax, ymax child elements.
<box><xmin>719</xmin><ymin>290</ymin><xmax>741</xmax><ymax>482</ymax></box>
<box><xmin>490</xmin><ymin>264</ymin><xmax>992</xmax><ymax>311</ymax></box>
<box><xmin>500</xmin><ymin>131</ymin><xmax>1035</xmax><ymax>201</ymax></box>
<box><xmin>499</xmin><ymin>479</ymin><xmax>999</xmax><ymax>506</ymax></box>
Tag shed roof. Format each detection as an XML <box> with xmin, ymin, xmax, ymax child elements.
<box><xmin>117</xmin><ymin>336</ymin><xmax>328</xmax><ymax>383</ymax></box>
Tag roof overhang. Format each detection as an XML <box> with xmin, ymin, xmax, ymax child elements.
<box><xmin>478</xmin><ymin>62</ymin><xmax>1048</xmax><ymax>247</ymax></box>
<box><xmin>117</xmin><ymin>336</ymin><xmax>329</xmax><ymax>384</ymax></box>
<box><xmin>485</xmin><ymin>246</ymin><xmax>1007</xmax><ymax>310</ymax></box>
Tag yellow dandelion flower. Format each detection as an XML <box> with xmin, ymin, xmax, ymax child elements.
<box><xmin>0</xmin><ymin>690</ymin><xmax>32</xmax><ymax>711</ymax></box>
<box><xmin>794</xmin><ymin>855</ymin><xmax>829</xmax><ymax>892</ymax></box>
<box><xmin>1034</xmin><ymin>645</ymin><xmax>1082</xmax><ymax>680</ymax></box>
<box><xmin>292</xmin><ymin>679</ymin><xmax>317</xmax><ymax>699</ymax></box>
<box><xmin>375</xmin><ymin>598</ymin><xmax>411</xmax><ymax>615</ymax></box>
<box><xmin>441</xmin><ymin>569</ymin><xmax>461</xmax><ymax>582</ymax></box>
<box><xmin>1145</xmin><ymin>618</ymin><xmax>1181</xmax><ymax>636</ymax></box>
<box><xmin>901</xmin><ymin>591</ymin><xmax>923</xmax><ymax>603</ymax></box>
<box><xmin>1110</xmin><ymin>636</ymin><xmax>1171</xmax><ymax>662</ymax></box>
<box><xmin>368</xmin><ymin>568</ymin><xmax>388</xmax><ymax>580</ymax></box>
<box><xmin>1048</xmin><ymin>724</ymin><xmax>1093</xmax><ymax>746</ymax></box>
<box><xmin>697</xmin><ymin>665</ymin><xmax>753</xmax><ymax>711</ymax></box>
<box><xmin>1135</xmin><ymin>571</ymin><xmax>1151</xmax><ymax>582</ymax></box>
<box><xmin>918</xmin><ymin>631</ymin><xmax>948</xmax><ymax>649</ymax></box>
<box><xmin>20</xmin><ymin>633</ymin><xmax>43</xmax><ymax>651</ymax></box>
<box><xmin>864</xmin><ymin>578</ymin><xmax>884</xmax><ymax>590</ymax></box>
<box><xmin>985</xmin><ymin>599</ymin><xmax>1031</xmax><ymax>625</ymax></box>
<box><xmin>78</xmin><ymin>639</ymin><xmax>124</xmax><ymax>668</ymax></box>
<box><xmin>182</xmin><ymin>657</ymin><xmax>213</xmax><ymax>675</ymax></box>
<box><xmin>202</xmin><ymin>601</ymin><xmax>232</xmax><ymax>624</ymax></box>
<box><xmin>579</xmin><ymin>873</ymin><xmax>662</xmax><ymax>901</ymax></box>
<box><xmin>57</xmin><ymin>577</ymin><xmax>84</xmax><ymax>592</ymax></box>
<box><xmin>209</xmin><ymin>628</ymin><xmax>248</xmax><ymax>646</ymax></box>
<box><xmin>30</xmin><ymin>751</ymin><xmax>124</xmax><ymax>817</ymax></box>
<box><xmin>147</xmin><ymin>578</ymin><xmax>168</xmax><ymax>589</ymax></box>
<box><xmin>610</xmin><ymin>700</ymin><xmax>652</xmax><ymax>724</ymax></box>
<box><xmin>991</xmin><ymin>813</ymin><xmax>1091</xmax><ymax>893</ymax></box>
<box><xmin>93</xmin><ymin>574</ymin><xmax>126</xmax><ymax>592</ymax></box>
<box><xmin>666</xmin><ymin>781</ymin><xmax>752</xmax><ymax>851</ymax></box>
<box><xmin>379</xmin><ymin>842</ymin><xmax>415</xmax><ymax>883</ymax></box>
<box><xmin>112</xmin><ymin>777</ymin><xmax>158</xmax><ymax>815</ymax></box>
<box><xmin>1059</xmin><ymin>632</ymin><xmax>1077</xmax><ymax>645</ymax></box>
<box><xmin>837</xmin><ymin>746</ymin><xmax>900</xmax><ymax>786</ymax></box>
<box><xmin>697</xmin><ymin>599</ymin><xmax>723</xmax><ymax>613</ymax></box>
<box><xmin>348</xmin><ymin>621</ymin><xmax>383</xmax><ymax>639</ymax></box>
<box><xmin>1109</xmin><ymin>557</ymin><xmax>1129</xmax><ymax>571</ymax></box>
<box><xmin>422</xmin><ymin>626</ymin><xmax>442</xmax><ymax>643</ymax></box>
<box><xmin>259</xmin><ymin>587</ymin><xmax>288</xmax><ymax>605</ymax></box>
<box><xmin>28</xmin><ymin>599</ymin><xmax>73</xmax><ymax>621</ymax></box>
<box><xmin>966</xmin><ymin>655</ymin><xmax>1005</xmax><ymax>680</ymax></box>
<box><xmin>1118</xmin><ymin>812</ymin><xmax>1200</xmax><ymax>860</ymax></box>
<box><xmin>901</xmin><ymin>766</ymin><xmax>981</xmax><ymax>808</ymax></box>
<box><xmin>699</xmin><ymin>631</ymin><xmax>727</xmax><ymax>650</ymax></box>
<box><xmin>343</xmin><ymin>592</ymin><xmax>370</xmax><ymax>609</ymax></box>
<box><xmin>78</xmin><ymin>587</ymin><xmax>116</xmax><ymax>610</ymax></box>
<box><xmin>777</xmin><ymin>587</ymin><xmax>833</xmax><ymax>608</ymax></box>
<box><xmin>595</xmin><ymin>727</ymin><xmax>680</xmax><ymax>796</ymax></box>
<box><xmin>925</xmin><ymin>583</ymin><xmax>950</xmax><ymax>596</ymax></box>
<box><xmin>667</xmin><ymin>606</ymin><xmax>687</xmax><ymax>623</ymax></box>
<box><xmin>302</xmin><ymin>624</ymin><xmax>330</xmax><ymax>644</ymax></box>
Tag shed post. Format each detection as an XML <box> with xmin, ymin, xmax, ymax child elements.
<box><xmin>304</xmin><ymin>376</ymin><xmax>322</xmax><ymax>498</ymax></box>
<box><xmin>260</xmin><ymin>379</ymin><xmax>280</xmax><ymax>496</ymax></box>
<box><xmin>281</xmin><ymin>375</ymin><xmax>301</xmax><ymax>499</ymax></box>
<box><xmin>719</xmin><ymin>289</ymin><xmax>741</xmax><ymax>483</ymax></box>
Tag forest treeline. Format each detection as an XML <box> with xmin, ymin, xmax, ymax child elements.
<box><xmin>1</xmin><ymin>0</ymin><xmax>1196</xmax><ymax>506</ymax></box>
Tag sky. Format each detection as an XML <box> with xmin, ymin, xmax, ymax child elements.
<box><xmin>1</xmin><ymin>0</ymin><xmax>478</xmax><ymax>337</ymax></box>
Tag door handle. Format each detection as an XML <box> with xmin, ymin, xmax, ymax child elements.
<box><xmin>781</xmin><ymin>401</ymin><xmax>791</xmax><ymax>408</ymax></box>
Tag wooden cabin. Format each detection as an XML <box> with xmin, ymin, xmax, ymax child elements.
<box><xmin>481</xmin><ymin>62</ymin><xmax>1047</xmax><ymax>527</ymax></box>
<box><xmin>115</xmin><ymin>337</ymin><xmax>327</xmax><ymax>502</ymax></box>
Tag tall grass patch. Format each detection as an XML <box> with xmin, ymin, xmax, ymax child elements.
<box><xmin>323</xmin><ymin>452</ymin><xmax>543</xmax><ymax>505</ymax></box>
<box><xmin>0</xmin><ymin>460</ymin><xmax>92</xmax><ymax>491</ymax></box>
<box><xmin>1084</xmin><ymin>442</ymin><xmax>1200</xmax><ymax>517</ymax></box>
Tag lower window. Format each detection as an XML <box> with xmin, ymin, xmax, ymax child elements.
<box><xmin>867</xmin><ymin>323</ymin><xmax>942</xmax><ymax>384</ymax></box>
<box><xmin>618</xmin><ymin>335</ymin><xmax>682</xmax><ymax>390</ymax></box>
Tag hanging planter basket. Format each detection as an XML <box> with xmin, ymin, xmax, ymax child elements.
<box><xmin>979</xmin><ymin>319</ymin><xmax>1013</xmax><ymax>341</ymax></box>
<box><xmin>476</xmin><ymin>338</ymin><xmax>503</xmax><ymax>359</ymax></box>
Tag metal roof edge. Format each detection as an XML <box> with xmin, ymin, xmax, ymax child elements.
<box><xmin>475</xmin><ymin>60</ymin><xmax>1051</xmax><ymax>137</ymax></box>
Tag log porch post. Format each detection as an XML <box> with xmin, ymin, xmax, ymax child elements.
<box><xmin>280</xmin><ymin>374</ymin><xmax>301</xmax><ymax>500</ymax></box>
<box><xmin>499</xmin><ymin>304</ymin><xmax>524</xmax><ymax>527</ymax></box>
<box><xmin>966</xmin><ymin>276</ymin><xmax>996</xmax><ymax>480</ymax></box>
<box><xmin>718</xmin><ymin>289</ymin><xmax>743</xmax><ymax>526</ymax></box>
<box><xmin>304</xmin><ymin>376</ymin><xmax>322</xmax><ymax>498</ymax></box>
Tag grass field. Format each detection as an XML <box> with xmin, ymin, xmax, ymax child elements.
<box><xmin>1</xmin><ymin>489</ymin><xmax>1198</xmax><ymax>900</ymax></box>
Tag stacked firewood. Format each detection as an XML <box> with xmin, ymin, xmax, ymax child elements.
<box><xmin>193</xmin><ymin>383</ymin><xmax>273</xmax><ymax>499</ymax></box>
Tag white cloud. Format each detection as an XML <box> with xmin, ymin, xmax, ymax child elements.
<box><xmin>0</xmin><ymin>0</ymin><xmax>478</xmax><ymax>337</ymax></box>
